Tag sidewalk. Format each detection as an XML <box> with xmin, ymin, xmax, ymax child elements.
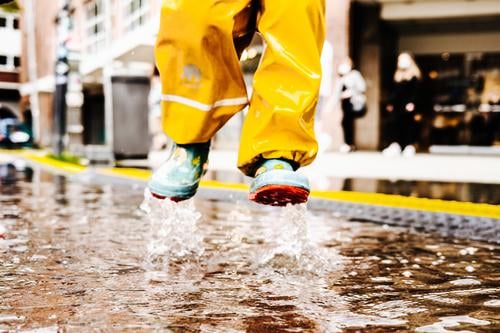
<box><xmin>203</xmin><ymin>150</ymin><xmax>500</xmax><ymax>185</ymax></box>
<box><xmin>1</xmin><ymin>149</ymin><xmax>499</xmax><ymax>223</ymax></box>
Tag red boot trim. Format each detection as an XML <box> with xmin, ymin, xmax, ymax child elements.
<box><xmin>249</xmin><ymin>185</ymin><xmax>309</xmax><ymax>207</ymax></box>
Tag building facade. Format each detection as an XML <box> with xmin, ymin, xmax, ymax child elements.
<box><xmin>0</xmin><ymin>6</ymin><xmax>21</xmax><ymax>118</ymax></box>
<box><xmin>20</xmin><ymin>0</ymin><xmax>159</xmax><ymax>160</ymax></box>
<box><xmin>19</xmin><ymin>0</ymin><xmax>59</xmax><ymax>147</ymax></box>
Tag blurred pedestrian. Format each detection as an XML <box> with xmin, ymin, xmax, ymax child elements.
<box><xmin>336</xmin><ymin>58</ymin><xmax>366</xmax><ymax>153</ymax></box>
<box><xmin>149</xmin><ymin>0</ymin><xmax>325</xmax><ymax>206</ymax></box>
<box><xmin>383</xmin><ymin>52</ymin><xmax>422</xmax><ymax>157</ymax></box>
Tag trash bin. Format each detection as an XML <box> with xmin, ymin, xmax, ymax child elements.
<box><xmin>111</xmin><ymin>75</ymin><xmax>150</xmax><ymax>159</ymax></box>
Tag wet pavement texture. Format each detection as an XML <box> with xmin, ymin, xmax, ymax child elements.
<box><xmin>1</xmin><ymin>165</ymin><xmax>499</xmax><ymax>332</ymax></box>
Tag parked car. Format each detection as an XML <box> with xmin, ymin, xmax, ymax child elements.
<box><xmin>0</xmin><ymin>104</ymin><xmax>32</xmax><ymax>148</ymax></box>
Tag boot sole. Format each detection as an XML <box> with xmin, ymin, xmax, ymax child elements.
<box><xmin>150</xmin><ymin>191</ymin><xmax>192</xmax><ymax>202</ymax></box>
<box><xmin>249</xmin><ymin>184</ymin><xmax>309</xmax><ymax>206</ymax></box>
<box><xmin>148</xmin><ymin>181</ymin><xmax>198</xmax><ymax>202</ymax></box>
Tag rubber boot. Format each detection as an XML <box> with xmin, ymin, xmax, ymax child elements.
<box><xmin>249</xmin><ymin>159</ymin><xmax>310</xmax><ymax>206</ymax></box>
<box><xmin>148</xmin><ymin>142</ymin><xmax>210</xmax><ymax>201</ymax></box>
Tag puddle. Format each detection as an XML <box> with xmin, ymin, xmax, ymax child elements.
<box><xmin>0</xmin><ymin>165</ymin><xmax>499</xmax><ymax>331</ymax></box>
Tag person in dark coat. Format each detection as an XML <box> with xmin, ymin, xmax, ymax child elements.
<box><xmin>383</xmin><ymin>52</ymin><xmax>422</xmax><ymax>157</ymax></box>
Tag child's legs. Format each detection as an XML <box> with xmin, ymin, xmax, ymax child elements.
<box><xmin>155</xmin><ymin>0</ymin><xmax>255</xmax><ymax>144</ymax></box>
<box><xmin>238</xmin><ymin>0</ymin><xmax>326</xmax><ymax>176</ymax></box>
<box><xmin>402</xmin><ymin>112</ymin><xmax>417</xmax><ymax>147</ymax></box>
<box><xmin>393</xmin><ymin>109</ymin><xmax>406</xmax><ymax>147</ymax></box>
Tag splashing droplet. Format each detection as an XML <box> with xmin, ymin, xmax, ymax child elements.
<box><xmin>141</xmin><ymin>189</ymin><xmax>204</xmax><ymax>272</ymax></box>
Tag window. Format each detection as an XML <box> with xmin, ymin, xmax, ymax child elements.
<box><xmin>13</xmin><ymin>18</ymin><xmax>19</xmax><ymax>30</ymax></box>
<box><xmin>14</xmin><ymin>56</ymin><xmax>20</xmax><ymax>68</ymax></box>
<box><xmin>0</xmin><ymin>55</ymin><xmax>7</xmax><ymax>66</ymax></box>
<box><xmin>0</xmin><ymin>17</ymin><xmax>6</xmax><ymax>28</ymax></box>
<box><xmin>85</xmin><ymin>0</ymin><xmax>106</xmax><ymax>53</ymax></box>
<box><xmin>123</xmin><ymin>0</ymin><xmax>149</xmax><ymax>31</ymax></box>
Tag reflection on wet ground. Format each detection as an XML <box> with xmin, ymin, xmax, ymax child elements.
<box><xmin>373</xmin><ymin>180</ymin><xmax>499</xmax><ymax>205</ymax></box>
<box><xmin>1</xmin><ymin>166</ymin><xmax>499</xmax><ymax>332</ymax></box>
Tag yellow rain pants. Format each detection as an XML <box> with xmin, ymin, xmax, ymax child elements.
<box><xmin>156</xmin><ymin>0</ymin><xmax>325</xmax><ymax>176</ymax></box>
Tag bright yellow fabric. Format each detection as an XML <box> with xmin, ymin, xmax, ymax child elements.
<box><xmin>155</xmin><ymin>0</ymin><xmax>325</xmax><ymax>176</ymax></box>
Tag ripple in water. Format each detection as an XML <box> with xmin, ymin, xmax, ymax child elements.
<box><xmin>416</xmin><ymin>315</ymin><xmax>490</xmax><ymax>333</ymax></box>
<box><xmin>140</xmin><ymin>189</ymin><xmax>204</xmax><ymax>272</ymax></box>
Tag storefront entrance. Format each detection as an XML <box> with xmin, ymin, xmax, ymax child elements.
<box><xmin>351</xmin><ymin>0</ymin><xmax>500</xmax><ymax>152</ymax></box>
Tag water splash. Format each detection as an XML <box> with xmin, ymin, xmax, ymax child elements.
<box><xmin>141</xmin><ymin>189</ymin><xmax>204</xmax><ymax>272</ymax></box>
<box><xmin>272</xmin><ymin>204</ymin><xmax>309</xmax><ymax>258</ymax></box>
<box><xmin>257</xmin><ymin>204</ymin><xmax>342</xmax><ymax>275</ymax></box>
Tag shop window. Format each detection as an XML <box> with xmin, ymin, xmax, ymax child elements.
<box><xmin>0</xmin><ymin>17</ymin><xmax>6</xmax><ymax>28</ymax></box>
<box><xmin>0</xmin><ymin>55</ymin><xmax>7</xmax><ymax>66</ymax></box>
<box><xmin>123</xmin><ymin>0</ymin><xmax>149</xmax><ymax>31</ymax></box>
<box><xmin>85</xmin><ymin>0</ymin><xmax>106</xmax><ymax>53</ymax></box>
<box><xmin>414</xmin><ymin>52</ymin><xmax>500</xmax><ymax>147</ymax></box>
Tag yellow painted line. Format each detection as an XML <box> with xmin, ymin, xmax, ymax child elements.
<box><xmin>99</xmin><ymin>168</ymin><xmax>249</xmax><ymax>191</ymax></box>
<box><xmin>0</xmin><ymin>149</ymin><xmax>25</xmax><ymax>154</ymax></box>
<box><xmin>197</xmin><ymin>181</ymin><xmax>499</xmax><ymax>220</ymax></box>
<box><xmin>4</xmin><ymin>150</ymin><xmax>499</xmax><ymax>219</ymax></box>
<box><xmin>310</xmin><ymin>190</ymin><xmax>500</xmax><ymax>220</ymax></box>
<box><xmin>200</xmin><ymin>182</ymin><xmax>499</xmax><ymax>220</ymax></box>
<box><xmin>23</xmin><ymin>152</ymin><xmax>86</xmax><ymax>174</ymax></box>
<box><xmin>99</xmin><ymin>167</ymin><xmax>152</xmax><ymax>181</ymax></box>
<box><xmin>200</xmin><ymin>180</ymin><xmax>248</xmax><ymax>191</ymax></box>
<box><xmin>2</xmin><ymin>150</ymin><xmax>87</xmax><ymax>174</ymax></box>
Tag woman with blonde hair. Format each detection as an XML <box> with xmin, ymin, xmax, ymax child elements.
<box><xmin>383</xmin><ymin>52</ymin><xmax>422</xmax><ymax>157</ymax></box>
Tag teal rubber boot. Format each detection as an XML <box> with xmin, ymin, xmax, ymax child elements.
<box><xmin>148</xmin><ymin>142</ymin><xmax>210</xmax><ymax>201</ymax></box>
<box><xmin>249</xmin><ymin>159</ymin><xmax>310</xmax><ymax>206</ymax></box>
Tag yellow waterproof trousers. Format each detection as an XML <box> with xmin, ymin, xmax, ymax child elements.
<box><xmin>156</xmin><ymin>0</ymin><xmax>325</xmax><ymax>176</ymax></box>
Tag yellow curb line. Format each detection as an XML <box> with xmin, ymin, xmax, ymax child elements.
<box><xmin>99</xmin><ymin>167</ymin><xmax>249</xmax><ymax>191</ymax></box>
<box><xmin>3</xmin><ymin>149</ymin><xmax>499</xmax><ymax>220</ymax></box>
<box><xmin>99</xmin><ymin>167</ymin><xmax>151</xmax><ymax>181</ymax></box>
<box><xmin>71</xmin><ymin>164</ymin><xmax>500</xmax><ymax>220</ymax></box>
<box><xmin>26</xmin><ymin>153</ymin><xmax>86</xmax><ymax>174</ymax></box>
<box><xmin>12</xmin><ymin>150</ymin><xmax>87</xmax><ymax>174</ymax></box>
<box><xmin>310</xmin><ymin>190</ymin><xmax>500</xmax><ymax>220</ymax></box>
